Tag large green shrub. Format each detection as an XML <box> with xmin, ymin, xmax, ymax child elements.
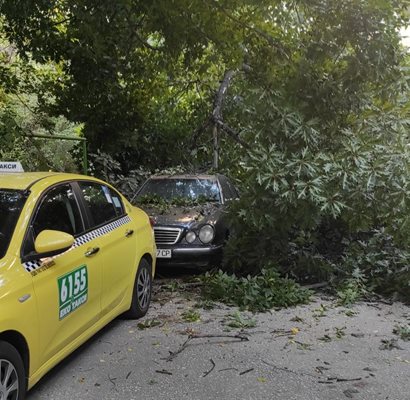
<box><xmin>201</xmin><ymin>267</ymin><xmax>311</xmax><ymax>312</ymax></box>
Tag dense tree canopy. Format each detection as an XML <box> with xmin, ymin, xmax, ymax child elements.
<box><xmin>1</xmin><ymin>1</ymin><xmax>408</xmax><ymax>160</ymax></box>
<box><xmin>1</xmin><ymin>0</ymin><xmax>410</xmax><ymax>298</ymax></box>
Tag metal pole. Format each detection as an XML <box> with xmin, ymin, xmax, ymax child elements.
<box><xmin>27</xmin><ymin>133</ymin><xmax>86</xmax><ymax>142</ymax></box>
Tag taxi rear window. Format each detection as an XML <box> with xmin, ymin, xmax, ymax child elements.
<box><xmin>0</xmin><ymin>189</ymin><xmax>26</xmax><ymax>259</ymax></box>
<box><xmin>79</xmin><ymin>182</ymin><xmax>125</xmax><ymax>228</ymax></box>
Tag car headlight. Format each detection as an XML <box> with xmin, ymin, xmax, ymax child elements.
<box><xmin>185</xmin><ymin>230</ymin><xmax>196</xmax><ymax>243</ymax></box>
<box><xmin>199</xmin><ymin>224</ymin><xmax>215</xmax><ymax>244</ymax></box>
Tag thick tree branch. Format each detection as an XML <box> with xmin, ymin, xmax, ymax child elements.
<box><xmin>214</xmin><ymin>119</ymin><xmax>250</xmax><ymax>150</ymax></box>
<box><xmin>213</xmin><ymin>69</ymin><xmax>236</xmax><ymax>120</ymax></box>
<box><xmin>191</xmin><ymin>68</ymin><xmax>250</xmax><ymax>151</ymax></box>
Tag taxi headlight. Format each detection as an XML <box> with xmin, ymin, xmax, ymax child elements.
<box><xmin>199</xmin><ymin>224</ymin><xmax>215</xmax><ymax>244</ymax></box>
<box><xmin>185</xmin><ymin>230</ymin><xmax>196</xmax><ymax>243</ymax></box>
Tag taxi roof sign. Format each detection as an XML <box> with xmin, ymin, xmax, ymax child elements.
<box><xmin>0</xmin><ymin>162</ymin><xmax>24</xmax><ymax>173</ymax></box>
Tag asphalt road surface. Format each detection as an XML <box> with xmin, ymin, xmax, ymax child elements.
<box><xmin>27</xmin><ymin>280</ymin><xmax>410</xmax><ymax>400</ymax></box>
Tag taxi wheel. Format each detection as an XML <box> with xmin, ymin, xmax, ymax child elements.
<box><xmin>124</xmin><ymin>259</ymin><xmax>152</xmax><ymax>319</ymax></box>
<box><xmin>0</xmin><ymin>341</ymin><xmax>26</xmax><ymax>400</ymax></box>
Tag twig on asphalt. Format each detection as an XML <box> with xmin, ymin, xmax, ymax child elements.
<box><xmin>315</xmin><ymin>366</ymin><xmax>330</xmax><ymax>374</ymax></box>
<box><xmin>165</xmin><ymin>333</ymin><xmax>249</xmax><ymax>362</ymax></box>
<box><xmin>191</xmin><ymin>333</ymin><xmax>249</xmax><ymax>340</ymax></box>
<box><xmin>155</xmin><ymin>369</ymin><xmax>173</xmax><ymax>375</ymax></box>
<box><xmin>318</xmin><ymin>377</ymin><xmax>362</xmax><ymax>384</ymax></box>
<box><xmin>334</xmin><ymin>377</ymin><xmax>362</xmax><ymax>382</ymax></box>
<box><xmin>262</xmin><ymin>360</ymin><xmax>317</xmax><ymax>378</ymax></box>
<box><xmin>263</xmin><ymin>360</ymin><xmax>363</xmax><ymax>384</ymax></box>
<box><xmin>271</xmin><ymin>329</ymin><xmax>294</xmax><ymax>337</ymax></box>
<box><xmin>164</xmin><ymin>336</ymin><xmax>191</xmax><ymax>362</ymax></box>
<box><xmin>218</xmin><ymin>367</ymin><xmax>239</xmax><ymax>372</ymax></box>
<box><xmin>239</xmin><ymin>368</ymin><xmax>254</xmax><ymax>376</ymax></box>
<box><xmin>203</xmin><ymin>359</ymin><xmax>216</xmax><ymax>377</ymax></box>
<box><xmin>107</xmin><ymin>374</ymin><xmax>118</xmax><ymax>392</ymax></box>
<box><xmin>108</xmin><ymin>375</ymin><xmax>117</xmax><ymax>386</ymax></box>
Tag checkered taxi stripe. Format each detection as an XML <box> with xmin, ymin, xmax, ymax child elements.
<box><xmin>23</xmin><ymin>215</ymin><xmax>131</xmax><ymax>273</ymax></box>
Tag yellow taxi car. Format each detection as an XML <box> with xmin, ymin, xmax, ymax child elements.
<box><xmin>0</xmin><ymin>171</ymin><xmax>156</xmax><ymax>400</ymax></box>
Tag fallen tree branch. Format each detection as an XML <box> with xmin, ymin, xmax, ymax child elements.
<box><xmin>190</xmin><ymin>68</ymin><xmax>250</xmax><ymax>151</ymax></box>
<box><xmin>191</xmin><ymin>333</ymin><xmax>249</xmax><ymax>340</ymax></box>
<box><xmin>165</xmin><ymin>333</ymin><xmax>249</xmax><ymax>362</ymax></box>
<box><xmin>262</xmin><ymin>360</ymin><xmax>317</xmax><ymax>378</ymax></box>
<box><xmin>214</xmin><ymin>119</ymin><xmax>250</xmax><ymax>150</ymax></box>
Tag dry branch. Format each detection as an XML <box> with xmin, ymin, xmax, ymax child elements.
<box><xmin>165</xmin><ymin>333</ymin><xmax>249</xmax><ymax>362</ymax></box>
<box><xmin>203</xmin><ymin>359</ymin><xmax>216</xmax><ymax>377</ymax></box>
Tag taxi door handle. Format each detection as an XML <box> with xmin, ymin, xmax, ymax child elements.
<box><xmin>125</xmin><ymin>229</ymin><xmax>134</xmax><ymax>238</ymax></box>
<box><xmin>85</xmin><ymin>247</ymin><xmax>100</xmax><ymax>257</ymax></box>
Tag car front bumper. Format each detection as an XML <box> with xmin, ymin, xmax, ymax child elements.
<box><xmin>156</xmin><ymin>244</ymin><xmax>223</xmax><ymax>267</ymax></box>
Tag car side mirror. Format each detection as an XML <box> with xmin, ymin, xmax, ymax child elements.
<box><xmin>34</xmin><ymin>230</ymin><xmax>75</xmax><ymax>258</ymax></box>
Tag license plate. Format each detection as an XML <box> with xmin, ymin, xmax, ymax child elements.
<box><xmin>156</xmin><ymin>249</ymin><xmax>172</xmax><ymax>258</ymax></box>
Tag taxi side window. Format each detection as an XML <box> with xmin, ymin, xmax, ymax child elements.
<box><xmin>33</xmin><ymin>185</ymin><xmax>84</xmax><ymax>238</ymax></box>
<box><xmin>79</xmin><ymin>182</ymin><xmax>124</xmax><ymax>228</ymax></box>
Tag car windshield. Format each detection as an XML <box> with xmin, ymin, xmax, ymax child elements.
<box><xmin>136</xmin><ymin>178</ymin><xmax>221</xmax><ymax>204</ymax></box>
<box><xmin>0</xmin><ymin>189</ymin><xmax>27</xmax><ymax>259</ymax></box>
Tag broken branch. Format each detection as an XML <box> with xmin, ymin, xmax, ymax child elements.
<box><xmin>165</xmin><ymin>333</ymin><xmax>249</xmax><ymax>362</ymax></box>
<box><xmin>214</xmin><ymin>119</ymin><xmax>250</xmax><ymax>150</ymax></box>
<box><xmin>203</xmin><ymin>359</ymin><xmax>216</xmax><ymax>377</ymax></box>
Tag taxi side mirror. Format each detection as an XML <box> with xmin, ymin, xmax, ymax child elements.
<box><xmin>34</xmin><ymin>230</ymin><xmax>75</xmax><ymax>258</ymax></box>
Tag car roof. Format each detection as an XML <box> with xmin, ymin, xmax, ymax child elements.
<box><xmin>0</xmin><ymin>172</ymin><xmax>92</xmax><ymax>190</ymax></box>
<box><xmin>149</xmin><ymin>174</ymin><xmax>218</xmax><ymax>180</ymax></box>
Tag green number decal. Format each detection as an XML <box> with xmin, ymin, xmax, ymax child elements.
<box><xmin>58</xmin><ymin>265</ymin><xmax>88</xmax><ymax>320</ymax></box>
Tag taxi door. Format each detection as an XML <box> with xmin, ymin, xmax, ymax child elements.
<box><xmin>23</xmin><ymin>183</ymin><xmax>101</xmax><ymax>366</ymax></box>
<box><xmin>77</xmin><ymin>182</ymin><xmax>136</xmax><ymax>315</ymax></box>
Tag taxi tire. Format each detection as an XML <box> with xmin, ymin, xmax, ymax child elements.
<box><xmin>0</xmin><ymin>341</ymin><xmax>26</xmax><ymax>400</ymax></box>
<box><xmin>124</xmin><ymin>259</ymin><xmax>152</xmax><ymax>319</ymax></box>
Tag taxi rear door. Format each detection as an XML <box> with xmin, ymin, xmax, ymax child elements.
<box><xmin>76</xmin><ymin>181</ymin><xmax>136</xmax><ymax>315</ymax></box>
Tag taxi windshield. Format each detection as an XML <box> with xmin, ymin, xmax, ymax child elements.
<box><xmin>0</xmin><ymin>189</ymin><xmax>26</xmax><ymax>259</ymax></box>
